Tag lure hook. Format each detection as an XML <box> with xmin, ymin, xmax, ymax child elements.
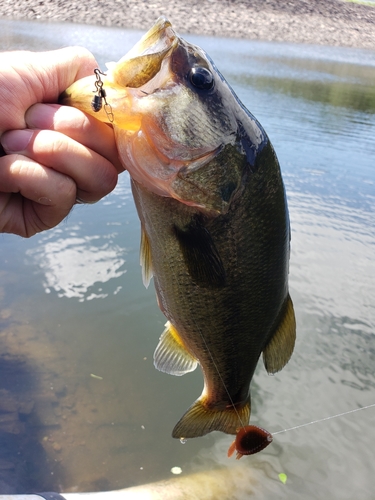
<box><xmin>91</xmin><ymin>68</ymin><xmax>114</xmax><ymax>123</ymax></box>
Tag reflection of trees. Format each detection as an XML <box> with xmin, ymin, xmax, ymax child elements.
<box><xmin>258</xmin><ymin>78</ymin><xmax>375</xmax><ymax>113</ymax></box>
<box><xmin>234</xmin><ymin>60</ymin><xmax>375</xmax><ymax>113</ymax></box>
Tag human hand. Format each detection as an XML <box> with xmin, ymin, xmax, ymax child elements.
<box><xmin>0</xmin><ymin>47</ymin><xmax>123</xmax><ymax>237</ymax></box>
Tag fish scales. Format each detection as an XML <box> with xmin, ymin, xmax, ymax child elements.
<box><xmin>60</xmin><ymin>17</ymin><xmax>296</xmax><ymax>440</ymax></box>
<box><xmin>132</xmin><ymin>140</ymin><xmax>291</xmax><ymax>438</ymax></box>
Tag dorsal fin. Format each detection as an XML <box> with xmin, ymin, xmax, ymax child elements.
<box><xmin>140</xmin><ymin>226</ymin><xmax>153</xmax><ymax>288</ymax></box>
<box><xmin>154</xmin><ymin>321</ymin><xmax>198</xmax><ymax>376</ymax></box>
<box><xmin>262</xmin><ymin>294</ymin><xmax>296</xmax><ymax>374</ymax></box>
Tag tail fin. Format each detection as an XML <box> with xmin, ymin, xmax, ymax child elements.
<box><xmin>172</xmin><ymin>396</ymin><xmax>250</xmax><ymax>439</ymax></box>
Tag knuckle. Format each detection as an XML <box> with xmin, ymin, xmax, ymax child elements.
<box><xmin>71</xmin><ymin>46</ymin><xmax>96</xmax><ymax>64</ymax></box>
<box><xmin>101</xmin><ymin>164</ymin><xmax>118</xmax><ymax>194</ymax></box>
<box><xmin>79</xmin><ymin>159</ymin><xmax>118</xmax><ymax>202</ymax></box>
<box><xmin>56</xmin><ymin>174</ymin><xmax>77</xmax><ymax>204</ymax></box>
<box><xmin>34</xmin><ymin>130</ymin><xmax>73</xmax><ymax>160</ymax></box>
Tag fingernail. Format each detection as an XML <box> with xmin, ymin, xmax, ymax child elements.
<box><xmin>37</xmin><ymin>196</ymin><xmax>52</xmax><ymax>205</ymax></box>
<box><xmin>1</xmin><ymin>129</ymin><xmax>34</xmax><ymax>153</ymax></box>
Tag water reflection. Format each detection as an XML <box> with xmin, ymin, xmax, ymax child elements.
<box><xmin>249</xmin><ymin>75</ymin><xmax>375</xmax><ymax>113</ymax></box>
<box><xmin>27</xmin><ymin>233</ymin><xmax>126</xmax><ymax>301</ymax></box>
<box><xmin>0</xmin><ymin>317</ymin><xmax>66</xmax><ymax>493</ymax></box>
<box><xmin>289</xmin><ymin>193</ymin><xmax>375</xmax><ymax>326</ymax></box>
<box><xmin>231</xmin><ymin>54</ymin><xmax>375</xmax><ymax>113</ymax></box>
<box><xmin>0</xmin><ymin>18</ymin><xmax>374</xmax><ymax>499</ymax></box>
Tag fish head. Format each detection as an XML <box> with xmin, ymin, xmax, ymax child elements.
<box><xmin>61</xmin><ymin>17</ymin><xmax>257</xmax><ymax>213</ymax></box>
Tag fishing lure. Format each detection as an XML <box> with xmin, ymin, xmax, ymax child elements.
<box><xmin>91</xmin><ymin>68</ymin><xmax>114</xmax><ymax>122</ymax></box>
<box><xmin>227</xmin><ymin>425</ymin><xmax>273</xmax><ymax>459</ymax></box>
<box><xmin>227</xmin><ymin>402</ymin><xmax>375</xmax><ymax>459</ymax></box>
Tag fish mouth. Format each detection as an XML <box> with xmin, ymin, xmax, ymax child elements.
<box><xmin>59</xmin><ymin>18</ymin><xmax>230</xmax><ymax>212</ymax></box>
<box><xmin>123</xmin><ymin>16</ymin><xmax>176</xmax><ymax>62</ymax></box>
<box><xmin>110</xmin><ymin>16</ymin><xmax>178</xmax><ymax>88</ymax></box>
<box><xmin>59</xmin><ymin>17</ymin><xmax>178</xmax><ymax>123</ymax></box>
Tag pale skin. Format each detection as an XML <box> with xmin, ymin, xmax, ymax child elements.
<box><xmin>0</xmin><ymin>47</ymin><xmax>124</xmax><ymax>237</ymax></box>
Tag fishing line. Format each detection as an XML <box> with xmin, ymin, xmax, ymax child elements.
<box><xmin>195</xmin><ymin>324</ymin><xmax>246</xmax><ymax>429</ymax></box>
<box><xmin>272</xmin><ymin>402</ymin><xmax>375</xmax><ymax>436</ymax></box>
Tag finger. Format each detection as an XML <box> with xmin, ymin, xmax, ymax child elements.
<box><xmin>1</xmin><ymin>129</ymin><xmax>118</xmax><ymax>203</ymax></box>
<box><xmin>0</xmin><ymin>47</ymin><xmax>99</xmax><ymax>132</ymax></box>
<box><xmin>25</xmin><ymin>103</ymin><xmax>124</xmax><ymax>173</ymax></box>
<box><xmin>0</xmin><ymin>154</ymin><xmax>76</xmax><ymax>237</ymax></box>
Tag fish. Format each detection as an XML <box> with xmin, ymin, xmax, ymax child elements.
<box><xmin>60</xmin><ymin>16</ymin><xmax>296</xmax><ymax>440</ymax></box>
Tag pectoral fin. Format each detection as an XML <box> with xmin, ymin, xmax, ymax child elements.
<box><xmin>154</xmin><ymin>321</ymin><xmax>198</xmax><ymax>376</ymax></box>
<box><xmin>173</xmin><ymin>217</ymin><xmax>226</xmax><ymax>288</ymax></box>
<box><xmin>262</xmin><ymin>295</ymin><xmax>296</xmax><ymax>374</ymax></box>
<box><xmin>140</xmin><ymin>226</ymin><xmax>153</xmax><ymax>288</ymax></box>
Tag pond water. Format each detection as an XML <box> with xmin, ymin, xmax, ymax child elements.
<box><xmin>0</xmin><ymin>18</ymin><xmax>374</xmax><ymax>499</ymax></box>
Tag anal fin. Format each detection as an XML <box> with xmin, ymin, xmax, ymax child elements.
<box><xmin>172</xmin><ymin>395</ymin><xmax>251</xmax><ymax>438</ymax></box>
<box><xmin>154</xmin><ymin>321</ymin><xmax>198</xmax><ymax>376</ymax></box>
<box><xmin>262</xmin><ymin>294</ymin><xmax>296</xmax><ymax>374</ymax></box>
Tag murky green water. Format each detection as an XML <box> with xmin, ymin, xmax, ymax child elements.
<box><xmin>0</xmin><ymin>19</ymin><xmax>374</xmax><ymax>498</ymax></box>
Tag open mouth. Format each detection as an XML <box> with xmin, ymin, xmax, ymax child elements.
<box><xmin>120</xmin><ymin>17</ymin><xmax>176</xmax><ymax>62</ymax></box>
<box><xmin>59</xmin><ymin>17</ymin><xmax>178</xmax><ymax>121</ymax></box>
<box><xmin>110</xmin><ymin>16</ymin><xmax>178</xmax><ymax>89</ymax></box>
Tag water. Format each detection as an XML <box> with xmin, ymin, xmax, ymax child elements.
<box><xmin>0</xmin><ymin>19</ymin><xmax>374</xmax><ymax>498</ymax></box>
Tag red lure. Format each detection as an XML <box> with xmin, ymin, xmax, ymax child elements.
<box><xmin>227</xmin><ymin>425</ymin><xmax>273</xmax><ymax>459</ymax></box>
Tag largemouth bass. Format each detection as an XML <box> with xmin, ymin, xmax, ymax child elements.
<box><xmin>60</xmin><ymin>17</ymin><xmax>296</xmax><ymax>439</ymax></box>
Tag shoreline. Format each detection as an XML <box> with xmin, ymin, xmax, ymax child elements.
<box><xmin>1</xmin><ymin>0</ymin><xmax>375</xmax><ymax>51</ymax></box>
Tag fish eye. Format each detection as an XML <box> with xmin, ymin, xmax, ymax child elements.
<box><xmin>189</xmin><ymin>67</ymin><xmax>214</xmax><ymax>90</ymax></box>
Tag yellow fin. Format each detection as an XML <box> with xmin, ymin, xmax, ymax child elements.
<box><xmin>154</xmin><ymin>321</ymin><xmax>198</xmax><ymax>376</ymax></box>
<box><xmin>140</xmin><ymin>226</ymin><xmax>153</xmax><ymax>288</ymax></box>
<box><xmin>172</xmin><ymin>395</ymin><xmax>251</xmax><ymax>438</ymax></box>
<box><xmin>263</xmin><ymin>294</ymin><xmax>296</xmax><ymax>374</ymax></box>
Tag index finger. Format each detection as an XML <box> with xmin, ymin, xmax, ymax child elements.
<box><xmin>0</xmin><ymin>47</ymin><xmax>99</xmax><ymax>132</ymax></box>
